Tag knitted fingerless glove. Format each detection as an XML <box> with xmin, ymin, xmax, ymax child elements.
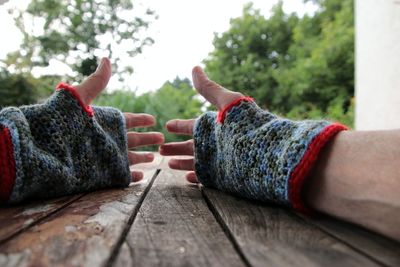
<box><xmin>193</xmin><ymin>97</ymin><xmax>347</xmax><ymax>213</ymax></box>
<box><xmin>0</xmin><ymin>83</ymin><xmax>130</xmax><ymax>204</ymax></box>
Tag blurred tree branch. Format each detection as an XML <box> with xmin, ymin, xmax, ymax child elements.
<box><xmin>4</xmin><ymin>0</ymin><xmax>156</xmax><ymax>82</ymax></box>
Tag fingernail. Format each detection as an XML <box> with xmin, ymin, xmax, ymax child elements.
<box><xmin>96</xmin><ymin>58</ymin><xmax>107</xmax><ymax>71</ymax></box>
<box><xmin>197</xmin><ymin>66</ymin><xmax>207</xmax><ymax>78</ymax></box>
<box><xmin>96</xmin><ymin>60</ymin><xmax>104</xmax><ymax>71</ymax></box>
<box><xmin>169</xmin><ymin>160</ymin><xmax>177</xmax><ymax>168</ymax></box>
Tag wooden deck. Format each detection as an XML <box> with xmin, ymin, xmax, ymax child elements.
<box><xmin>0</xmin><ymin>153</ymin><xmax>399</xmax><ymax>267</ymax></box>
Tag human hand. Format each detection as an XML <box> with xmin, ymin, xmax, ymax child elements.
<box><xmin>159</xmin><ymin>66</ymin><xmax>243</xmax><ymax>183</ymax></box>
<box><xmin>76</xmin><ymin>57</ymin><xmax>164</xmax><ymax>182</ymax></box>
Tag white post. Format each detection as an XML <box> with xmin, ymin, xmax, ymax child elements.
<box><xmin>355</xmin><ymin>0</ymin><xmax>400</xmax><ymax>130</ymax></box>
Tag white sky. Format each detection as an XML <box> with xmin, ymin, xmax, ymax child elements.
<box><xmin>0</xmin><ymin>0</ymin><xmax>317</xmax><ymax>94</ymax></box>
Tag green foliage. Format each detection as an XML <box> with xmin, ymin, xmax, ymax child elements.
<box><xmin>1</xmin><ymin>0</ymin><xmax>355</xmax><ymax>146</ymax></box>
<box><xmin>205</xmin><ymin>0</ymin><xmax>354</xmax><ymax>127</ymax></box>
<box><xmin>205</xmin><ymin>3</ymin><xmax>298</xmax><ymax>106</ymax></box>
<box><xmin>94</xmin><ymin>77</ymin><xmax>202</xmax><ymax>144</ymax></box>
<box><xmin>141</xmin><ymin>78</ymin><xmax>202</xmax><ymax>143</ymax></box>
<box><xmin>0</xmin><ymin>66</ymin><xmax>61</xmax><ymax>108</ymax></box>
<box><xmin>0</xmin><ymin>69</ymin><xmax>38</xmax><ymax>108</ymax></box>
<box><xmin>5</xmin><ymin>0</ymin><xmax>156</xmax><ymax>81</ymax></box>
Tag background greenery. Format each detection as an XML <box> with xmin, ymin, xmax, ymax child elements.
<box><xmin>0</xmin><ymin>0</ymin><xmax>354</xmax><ymax>143</ymax></box>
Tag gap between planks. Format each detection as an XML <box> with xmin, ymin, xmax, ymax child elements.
<box><xmin>104</xmin><ymin>169</ymin><xmax>160</xmax><ymax>267</ymax></box>
<box><xmin>201</xmin><ymin>188</ymin><xmax>385</xmax><ymax>267</ymax></box>
<box><xmin>200</xmin><ymin>186</ymin><xmax>252</xmax><ymax>267</ymax></box>
<box><xmin>0</xmin><ymin>153</ymin><xmax>165</xmax><ymax>248</ymax></box>
<box><xmin>0</xmin><ymin>169</ymin><xmax>160</xmax><ymax>267</ymax></box>
<box><xmin>112</xmin><ymin>168</ymin><xmax>246</xmax><ymax>267</ymax></box>
<box><xmin>0</xmin><ymin>194</ymin><xmax>85</xmax><ymax>246</ymax></box>
<box><xmin>293</xmin><ymin>213</ymin><xmax>400</xmax><ymax>267</ymax></box>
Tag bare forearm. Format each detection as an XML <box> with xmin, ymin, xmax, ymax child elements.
<box><xmin>305</xmin><ymin>130</ymin><xmax>400</xmax><ymax>241</ymax></box>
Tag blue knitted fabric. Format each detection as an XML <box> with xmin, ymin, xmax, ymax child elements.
<box><xmin>0</xmin><ymin>88</ymin><xmax>130</xmax><ymax>203</ymax></box>
<box><xmin>193</xmin><ymin>100</ymin><xmax>345</xmax><ymax>210</ymax></box>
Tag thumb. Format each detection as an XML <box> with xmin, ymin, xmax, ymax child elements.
<box><xmin>192</xmin><ymin>66</ymin><xmax>243</xmax><ymax>110</ymax></box>
<box><xmin>75</xmin><ymin>57</ymin><xmax>112</xmax><ymax>105</ymax></box>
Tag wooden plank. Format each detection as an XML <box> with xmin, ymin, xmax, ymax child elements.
<box><xmin>0</xmin><ymin>195</ymin><xmax>83</xmax><ymax>245</ymax></box>
<box><xmin>0</xmin><ymin>169</ymin><xmax>158</xmax><ymax>267</ymax></box>
<box><xmin>203</xmin><ymin>188</ymin><xmax>383</xmax><ymax>267</ymax></box>
<box><xmin>300</xmin><ymin>214</ymin><xmax>400</xmax><ymax>267</ymax></box>
<box><xmin>0</xmin><ymin>152</ymin><xmax>163</xmax><ymax>247</ymax></box>
<box><xmin>114</xmin><ymin>169</ymin><xmax>245</xmax><ymax>267</ymax></box>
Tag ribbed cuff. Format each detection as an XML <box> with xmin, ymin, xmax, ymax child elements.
<box><xmin>0</xmin><ymin>125</ymin><xmax>16</xmax><ymax>203</ymax></box>
<box><xmin>56</xmin><ymin>83</ymin><xmax>94</xmax><ymax>117</ymax></box>
<box><xmin>288</xmin><ymin>123</ymin><xmax>348</xmax><ymax>214</ymax></box>
<box><xmin>217</xmin><ymin>96</ymin><xmax>254</xmax><ymax>124</ymax></box>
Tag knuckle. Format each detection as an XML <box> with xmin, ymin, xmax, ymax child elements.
<box><xmin>139</xmin><ymin>115</ymin><xmax>147</xmax><ymax>124</ymax></box>
<box><xmin>128</xmin><ymin>152</ymin><xmax>135</xmax><ymax>163</ymax></box>
<box><xmin>129</xmin><ymin>133</ymin><xmax>139</xmax><ymax>147</ymax></box>
<box><xmin>90</xmin><ymin>73</ymin><xmax>107</xmax><ymax>87</ymax></box>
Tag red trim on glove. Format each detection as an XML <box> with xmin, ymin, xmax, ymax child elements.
<box><xmin>0</xmin><ymin>126</ymin><xmax>16</xmax><ymax>203</ymax></box>
<box><xmin>56</xmin><ymin>83</ymin><xmax>94</xmax><ymax>117</ymax></box>
<box><xmin>288</xmin><ymin>123</ymin><xmax>348</xmax><ymax>214</ymax></box>
<box><xmin>217</xmin><ymin>96</ymin><xmax>254</xmax><ymax>124</ymax></box>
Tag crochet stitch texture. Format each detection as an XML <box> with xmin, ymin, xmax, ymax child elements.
<box><xmin>0</xmin><ymin>85</ymin><xmax>131</xmax><ymax>203</ymax></box>
<box><xmin>193</xmin><ymin>99</ymin><xmax>347</xmax><ymax>212</ymax></box>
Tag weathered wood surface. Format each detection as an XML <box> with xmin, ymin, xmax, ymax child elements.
<box><xmin>114</xmin><ymin>168</ymin><xmax>245</xmax><ymax>267</ymax></box>
<box><xmin>0</xmin><ymin>195</ymin><xmax>83</xmax><ymax>245</ymax></box>
<box><xmin>202</xmin><ymin>188</ymin><xmax>386</xmax><ymax>267</ymax></box>
<box><xmin>0</xmin><ymin>169</ymin><xmax>158</xmax><ymax>267</ymax></box>
<box><xmin>0</xmin><ymin>153</ymin><xmax>399</xmax><ymax>267</ymax></box>
<box><xmin>300</xmin><ymin>214</ymin><xmax>400</xmax><ymax>267</ymax></box>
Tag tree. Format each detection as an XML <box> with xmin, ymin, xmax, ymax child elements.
<box><xmin>274</xmin><ymin>0</ymin><xmax>354</xmax><ymax>123</ymax></box>
<box><xmin>0</xmin><ymin>67</ymin><xmax>61</xmax><ymax>108</ymax></box>
<box><xmin>0</xmin><ymin>68</ymin><xmax>38</xmax><ymax>108</ymax></box>
<box><xmin>204</xmin><ymin>0</ymin><xmax>354</xmax><ymax>126</ymax></box>
<box><xmin>5</xmin><ymin>0</ymin><xmax>156</xmax><ymax>81</ymax></box>
<box><xmin>204</xmin><ymin>2</ymin><xmax>298</xmax><ymax>108</ymax></box>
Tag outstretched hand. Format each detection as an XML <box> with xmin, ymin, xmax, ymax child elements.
<box><xmin>75</xmin><ymin>58</ymin><xmax>164</xmax><ymax>182</ymax></box>
<box><xmin>159</xmin><ymin>66</ymin><xmax>243</xmax><ymax>183</ymax></box>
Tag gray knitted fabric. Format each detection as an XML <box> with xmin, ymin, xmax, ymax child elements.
<box><xmin>193</xmin><ymin>99</ymin><xmax>346</xmax><ymax>212</ymax></box>
<box><xmin>0</xmin><ymin>86</ymin><xmax>130</xmax><ymax>204</ymax></box>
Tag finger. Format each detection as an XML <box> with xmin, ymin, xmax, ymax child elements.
<box><xmin>166</xmin><ymin>119</ymin><xmax>195</xmax><ymax>136</ymax></box>
<box><xmin>192</xmin><ymin>66</ymin><xmax>243</xmax><ymax>110</ymax></box>
<box><xmin>186</xmin><ymin>171</ymin><xmax>199</xmax><ymax>184</ymax></box>
<box><xmin>75</xmin><ymin>57</ymin><xmax>112</xmax><ymax>105</ymax></box>
<box><xmin>128</xmin><ymin>151</ymin><xmax>154</xmax><ymax>165</ymax></box>
<box><xmin>168</xmin><ymin>158</ymin><xmax>195</xmax><ymax>171</ymax></box>
<box><xmin>127</xmin><ymin>132</ymin><xmax>164</xmax><ymax>148</ymax></box>
<box><xmin>159</xmin><ymin>140</ymin><xmax>194</xmax><ymax>156</ymax></box>
<box><xmin>131</xmin><ymin>171</ymin><xmax>144</xmax><ymax>182</ymax></box>
<box><xmin>124</xmin><ymin>113</ymin><xmax>156</xmax><ymax>129</ymax></box>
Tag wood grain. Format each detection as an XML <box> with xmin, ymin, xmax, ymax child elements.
<box><xmin>203</xmin><ymin>188</ymin><xmax>384</xmax><ymax>267</ymax></box>
<box><xmin>0</xmin><ymin>195</ymin><xmax>82</xmax><ymax>245</ymax></box>
<box><xmin>114</xmin><ymin>169</ymin><xmax>245</xmax><ymax>267</ymax></box>
<box><xmin>301</xmin><ymin>214</ymin><xmax>400</xmax><ymax>267</ymax></box>
<box><xmin>0</xmin><ymin>169</ymin><xmax>158</xmax><ymax>267</ymax></box>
